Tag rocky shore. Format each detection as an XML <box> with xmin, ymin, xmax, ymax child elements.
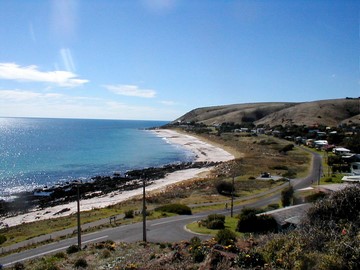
<box><xmin>0</xmin><ymin>161</ymin><xmax>218</xmax><ymax>218</ymax></box>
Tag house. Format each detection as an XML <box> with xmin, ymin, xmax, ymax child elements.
<box><xmin>258</xmin><ymin>203</ymin><xmax>312</xmax><ymax>230</ymax></box>
<box><xmin>314</xmin><ymin>140</ymin><xmax>328</xmax><ymax>150</ymax></box>
<box><xmin>333</xmin><ymin>147</ymin><xmax>351</xmax><ymax>156</ymax></box>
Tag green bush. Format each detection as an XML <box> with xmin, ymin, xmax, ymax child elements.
<box><xmin>269</xmin><ymin>165</ymin><xmax>288</xmax><ymax>170</ymax></box>
<box><xmin>207</xmin><ymin>219</ymin><xmax>225</xmax><ymax>230</ymax></box>
<box><xmin>281</xmin><ymin>186</ymin><xmax>294</xmax><ymax>207</ymax></box>
<box><xmin>154</xmin><ymin>204</ymin><xmax>192</xmax><ymax>215</ymax></box>
<box><xmin>124</xmin><ymin>209</ymin><xmax>134</xmax><ymax>218</ymax></box>
<box><xmin>215</xmin><ymin>228</ymin><xmax>237</xmax><ymax>245</ymax></box>
<box><xmin>207</xmin><ymin>214</ymin><xmax>225</xmax><ymax>223</ymax></box>
<box><xmin>201</xmin><ymin>214</ymin><xmax>226</xmax><ymax>229</ymax></box>
<box><xmin>53</xmin><ymin>252</ymin><xmax>66</xmax><ymax>259</ymax></box>
<box><xmin>66</xmin><ymin>244</ymin><xmax>80</xmax><ymax>254</ymax></box>
<box><xmin>259</xmin><ymin>186</ymin><xmax>360</xmax><ymax>269</ymax></box>
<box><xmin>189</xmin><ymin>236</ymin><xmax>207</xmax><ymax>263</ymax></box>
<box><xmin>282</xmin><ymin>169</ymin><xmax>297</xmax><ymax>179</ymax></box>
<box><xmin>237</xmin><ymin>208</ymin><xmax>278</xmax><ymax>233</ymax></box>
<box><xmin>305</xmin><ymin>191</ymin><xmax>327</xmax><ymax>203</ymax></box>
<box><xmin>14</xmin><ymin>262</ymin><xmax>25</xmax><ymax>270</ymax></box>
<box><xmin>0</xmin><ymin>234</ymin><xmax>6</xmax><ymax>245</ymax></box>
<box><xmin>237</xmin><ymin>250</ymin><xmax>265</xmax><ymax>269</ymax></box>
<box><xmin>215</xmin><ymin>180</ymin><xmax>234</xmax><ymax>195</ymax></box>
<box><xmin>74</xmin><ymin>258</ymin><xmax>88</xmax><ymax>268</ymax></box>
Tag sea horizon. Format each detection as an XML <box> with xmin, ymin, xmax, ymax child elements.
<box><xmin>0</xmin><ymin>117</ymin><xmax>194</xmax><ymax>200</ymax></box>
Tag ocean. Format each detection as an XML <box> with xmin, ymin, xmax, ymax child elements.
<box><xmin>0</xmin><ymin>117</ymin><xmax>195</xmax><ymax>200</ymax></box>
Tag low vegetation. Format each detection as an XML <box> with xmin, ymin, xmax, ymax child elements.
<box><xmin>154</xmin><ymin>204</ymin><xmax>192</xmax><ymax>215</ymax></box>
<box><xmin>14</xmin><ymin>186</ymin><xmax>360</xmax><ymax>269</ymax></box>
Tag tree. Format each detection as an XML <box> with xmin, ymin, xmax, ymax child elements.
<box><xmin>215</xmin><ymin>180</ymin><xmax>234</xmax><ymax>196</ymax></box>
<box><xmin>281</xmin><ymin>186</ymin><xmax>294</xmax><ymax>207</ymax></box>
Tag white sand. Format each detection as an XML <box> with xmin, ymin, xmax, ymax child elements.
<box><xmin>1</xmin><ymin>129</ymin><xmax>234</xmax><ymax>227</ymax></box>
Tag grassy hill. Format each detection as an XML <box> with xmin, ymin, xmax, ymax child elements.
<box><xmin>173</xmin><ymin>98</ymin><xmax>360</xmax><ymax>127</ymax></box>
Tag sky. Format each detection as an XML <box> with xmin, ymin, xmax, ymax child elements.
<box><xmin>0</xmin><ymin>0</ymin><xmax>359</xmax><ymax>121</ymax></box>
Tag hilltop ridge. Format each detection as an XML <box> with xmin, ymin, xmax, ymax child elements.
<box><xmin>173</xmin><ymin>98</ymin><xmax>360</xmax><ymax>127</ymax></box>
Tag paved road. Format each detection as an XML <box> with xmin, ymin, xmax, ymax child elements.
<box><xmin>0</xmin><ymin>148</ymin><xmax>322</xmax><ymax>267</ymax></box>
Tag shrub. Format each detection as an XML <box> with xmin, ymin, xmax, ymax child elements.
<box><xmin>237</xmin><ymin>208</ymin><xmax>278</xmax><ymax>233</ymax></box>
<box><xmin>66</xmin><ymin>244</ymin><xmax>80</xmax><ymax>254</ymax></box>
<box><xmin>282</xmin><ymin>169</ymin><xmax>297</xmax><ymax>178</ymax></box>
<box><xmin>305</xmin><ymin>191</ymin><xmax>327</xmax><ymax>202</ymax></box>
<box><xmin>74</xmin><ymin>258</ymin><xmax>88</xmax><ymax>268</ymax></box>
<box><xmin>270</xmin><ymin>165</ymin><xmax>288</xmax><ymax>170</ymax></box>
<box><xmin>279</xmin><ymin>144</ymin><xmax>294</xmax><ymax>154</ymax></box>
<box><xmin>189</xmin><ymin>236</ymin><xmax>207</xmax><ymax>263</ymax></box>
<box><xmin>281</xmin><ymin>185</ymin><xmax>294</xmax><ymax>207</ymax></box>
<box><xmin>215</xmin><ymin>180</ymin><xmax>234</xmax><ymax>196</ymax></box>
<box><xmin>260</xmin><ymin>186</ymin><xmax>360</xmax><ymax>269</ymax></box>
<box><xmin>237</xmin><ymin>250</ymin><xmax>265</xmax><ymax>269</ymax></box>
<box><xmin>324</xmin><ymin>177</ymin><xmax>333</xmax><ymax>183</ymax></box>
<box><xmin>215</xmin><ymin>228</ymin><xmax>237</xmax><ymax>245</ymax></box>
<box><xmin>202</xmin><ymin>214</ymin><xmax>225</xmax><ymax>229</ymax></box>
<box><xmin>154</xmin><ymin>204</ymin><xmax>192</xmax><ymax>215</ymax></box>
<box><xmin>14</xmin><ymin>262</ymin><xmax>25</xmax><ymax>270</ymax></box>
<box><xmin>53</xmin><ymin>252</ymin><xmax>66</xmax><ymax>259</ymax></box>
<box><xmin>101</xmin><ymin>249</ymin><xmax>111</xmax><ymax>259</ymax></box>
<box><xmin>124</xmin><ymin>209</ymin><xmax>134</xmax><ymax>219</ymax></box>
<box><xmin>0</xmin><ymin>234</ymin><xmax>6</xmax><ymax>245</ymax></box>
<box><xmin>207</xmin><ymin>219</ymin><xmax>225</xmax><ymax>230</ymax></box>
<box><xmin>207</xmin><ymin>214</ymin><xmax>225</xmax><ymax>223</ymax></box>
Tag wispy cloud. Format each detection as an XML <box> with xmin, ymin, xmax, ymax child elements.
<box><xmin>104</xmin><ymin>84</ymin><xmax>156</xmax><ymax>98</ymax></box>
<box><xmin>29</xmin><ymin>22</ymin><xmax>37</xmax><ymax>43</ymax></box>
<box><xmin>0</xmin><ymin>63</ymin><xmax>88</xmax><ymax>87</ymax></box>
<box><xmin>160</xmin><ymin>100</ymin><xmax>176</xmax><ymax>105</ymax></box>
<box><xmin>60</xmin><ymin>48</ymin><xmax>76</xmax><ymax>72</ymax></box>
<box><xmin>0</xmin><ymin>89</ymin><xmax>178</xmax><ymax>120</ymax></box>
<box><xmin>142</xmin><ymin>0</ymin><xmax>177</xmax><ymax>13</ymax></box>
<box><xmin>0</xmin><ymin>90</ymin><xmax>63</xmax><ymax>101</ymax></box>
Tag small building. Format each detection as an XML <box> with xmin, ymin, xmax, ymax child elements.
<box><xmin>314</xmin><ymin>140</ymin><xmax>328</xmax><ymax>150</ymax></box>
<box><xmin>333</xmin><ymin>147</ymin><xmax>351</xmax><ymax>156</ymax></box>
<box><xmin>258</xmin><ymin>203</ymin><xmax>312</xmax><ymax>230</ymax></box>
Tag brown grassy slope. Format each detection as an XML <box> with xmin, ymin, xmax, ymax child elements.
<box><xmin>255</xmin><ymin>98</ymin><xmax>360</xmax><ymax>127</ymax></box>
<box><xmin>174</xmin><ymin>102</ymin><xmax>297</xmax><ymax>125</ymax></box>
<box><xmin>174</xmin><ymin>98</ymin><xmax>360</xmax><ymax>127</ymax></box>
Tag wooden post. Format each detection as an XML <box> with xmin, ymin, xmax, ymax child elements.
<box><xmin>142</xmin><ymin>177</ymin><xmax>147</xmax><ymax>242</ymax></box>
<box><xmin>76</xmin><ymin>183</ymin><xmax>82</xmax><ymax>250</ymax></box>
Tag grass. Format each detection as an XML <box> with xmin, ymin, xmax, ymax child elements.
<box><xmin>186</xmin><ymin>216</ymin><xmax>242</xmax><ymax>237</ymax></box>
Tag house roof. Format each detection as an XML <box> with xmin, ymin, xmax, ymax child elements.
<box><xmin>259</xmin><ymin>203</ymin><xmax>312</xmax><ymax>226</ymax></box>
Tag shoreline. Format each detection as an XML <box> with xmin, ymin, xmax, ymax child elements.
<box><xmin>1</xmin><ymin>129</ymin><xmax>234</xmax><ymax>228</ymax></box>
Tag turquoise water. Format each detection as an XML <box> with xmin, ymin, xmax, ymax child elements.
<box><xmin>0</xmin><ymin>118</ymin><xmax>194</xmax><ymax>199</ymax></box>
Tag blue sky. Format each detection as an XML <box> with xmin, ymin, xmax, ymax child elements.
<box><xmin>0</xmin><ymin>0</ymin><xmax>358</xmax><ymax>120</ymax></box>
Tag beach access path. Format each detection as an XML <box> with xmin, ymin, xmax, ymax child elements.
<box><xmin>1</xmin><ymin>129</ymin><xmax>235</xmax><ymax>228</ymax></box>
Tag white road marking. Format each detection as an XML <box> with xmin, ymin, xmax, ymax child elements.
<box><xmin>3</xmin><ymin>235</ymin><xmax>108</xmax><ymax>267</ymax></box>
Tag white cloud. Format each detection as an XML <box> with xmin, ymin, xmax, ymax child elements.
<box><xmin>0</xmin><ymin>89</ymin><xmax>180</xmax><ymax>120</ymax></box>
<box><xmin>104</xmin><ymin>84</ymin><xmax>156</xmax><ymax>98</ymax></box>
<box><xmin>160</xmin><ymin>100</ymin><xmax>176</xmax><ymax>105</ymax></box>
<box><xmin>0</xmin><ymin>63</ymin><xmax>88</xmax><ymax>87</ymax></box>
<box><xmin>0</xmin><ymin>90</ymin><xmax>64</xmax><ymax>101</ymax></box>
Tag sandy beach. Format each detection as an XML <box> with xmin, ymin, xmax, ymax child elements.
<box><xmin>1</xmin><ymin>129</ymin><xmax>234</xmax><ymax>227</ymax></box>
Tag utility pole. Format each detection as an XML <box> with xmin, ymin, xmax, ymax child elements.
<box><xmin>142</xmin><ymin>176</ymin><xmax>147</xmax><ymax>242</ymax></box>
<box><xmin>76</xmin><ymin>182</ymin><xmax>82</xmax><ymax>250</ymax></box>
<box><xmin>231</xmin><ymin>175</ymin><xmax>234</xmax><ymax>217</ymax></box>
